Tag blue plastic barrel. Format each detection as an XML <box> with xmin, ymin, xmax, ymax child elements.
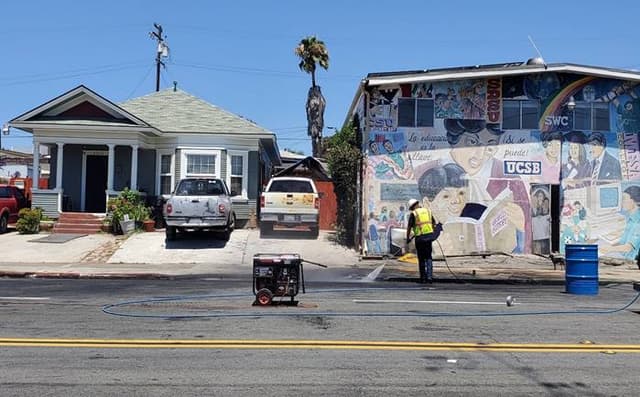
<box><xmin>565</xmin><ymin>244</ymin><xmax>599</xmax><ymax>295</ymax></box>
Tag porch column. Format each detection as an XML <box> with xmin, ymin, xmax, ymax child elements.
<box><xmin>55</xmin><ymin>142</ymin><xmax>64</xmax><ymax>190</ymax></box>
<box><xmin>32</xmin><ymin>142</ymin><xmax>40</xmax><ymax>188</ymax></box>
<box><xmin>107</xmin><ymin>144</ymin><xmax>115</xmax><ymax>191</ymax></box>
<box><xmin>130</xmin><ymin>144</ymin><xmax>139</xmax><ymax>190</ymax></box>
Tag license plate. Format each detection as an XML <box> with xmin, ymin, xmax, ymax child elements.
<box><xmin>284</xmin><ymin>215</ymin><xmax>297</xmax><ymax>222</ymax></box>
<box><xmin>188</xmin><ymin>218</ymin><xmax>202</xmax><ymax>224</ymax></box>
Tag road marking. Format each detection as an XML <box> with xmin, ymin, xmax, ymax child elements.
<box><xmin>1</xmin><ymin>338</ymin><xmax>640</xmax><ymax>353</ymax></box>
<box><xmin>353</xmin><ymin>299</ymin><xmax>516</xmax><ymax>305</ymax></box>
<box><xmin>0</xmin><ymin>297</ymin><xmax>50</xmax><ymax>300</ymax></box>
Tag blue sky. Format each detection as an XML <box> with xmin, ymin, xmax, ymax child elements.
<box><xmin>1</xmin><ymin>0</ymin><xmax>639</xmax><ymax>155</ymax></box>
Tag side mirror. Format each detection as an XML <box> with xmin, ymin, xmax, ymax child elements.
<box><xmin>230</xmin><ymin>190</ymin><xmax>238</xmax><ymax>197</ymax></box>
<box><xmin>318</xmin><ymin>192</ymin><xmax>325</xmax><ymax>199</ymax></box>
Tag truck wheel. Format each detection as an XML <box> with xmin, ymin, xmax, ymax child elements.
<box><xmin>309</xmin><ymin>226</ymin><xmax>319</xmax><ymax>239</ymax></box>
<box><xmin>0</xmin><ymin>214</ymin><xmax>8</xmax><ymax>234</ymax></box>
<box><xmin>165</xmin><ymin>226</ymin><xmax>177</xmax><ymax>241</ymax></box>
<box><xmin>259</xmin><ymin>221</ymin><xmax>272</xmax><ymax>238</ymax></box>
<box><xmin>255</xmin><ymin>288</ymin><xmax>273</xmax><ymax>306</ymax></box>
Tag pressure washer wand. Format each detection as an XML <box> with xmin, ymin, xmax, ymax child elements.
<box><xmin>301</xmin><ymin>259</ymin><xmax>328</xmax><ymax>268</ymax></box>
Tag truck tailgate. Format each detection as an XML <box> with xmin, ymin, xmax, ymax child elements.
<box><xmin>263</xmin><ymin>193</ymin><xmax>316</xmax><ymax>213</ymax></box>
<box><xmin>168</xmin><ymin>196</ymin><xmax>221</xmax><ymax>217</ymax></box>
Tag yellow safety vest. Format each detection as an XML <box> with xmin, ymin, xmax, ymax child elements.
<box><xmin>412</xmin><ymin>207</ymin><xmax>433</xmax><ymax>236</ymax></box>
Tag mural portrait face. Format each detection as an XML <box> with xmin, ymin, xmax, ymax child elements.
<box><xmin>427</xmin><ymin>186</ymin><xmax>469</xmax><ymax>223</ymax></box>
<box><xmin>382</xmin><ymin>140</ymin><xmax>394</xmax><ymax>153</ymax></box>
<box><xmin>621</xmin><ymin>192</ymin><xmax>637</xmax><ymax>212</ymax></box>
<box><xmin>546</xmin><ymin>139</ymin><xmax>561</xmax><ymax>161</ymax></box>
<box><xmin>418</xmin><ymin>162</ymin><xmax>469</xmax><ymax>223</ymax></box>
<box><xmin>445</xmin><ymin>120</ymin><xmax>502</xmax><ymax>176</ymax></box>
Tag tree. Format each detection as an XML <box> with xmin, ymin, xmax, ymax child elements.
<box><xmin>326</xmin><ymin>123</ymin><xmax>361</xmax><ymax>247</ymax></box>
<box><xmin>295</xmin><ymin>36</ymin><xmax>329</xmax><ymax>157</ymax></box>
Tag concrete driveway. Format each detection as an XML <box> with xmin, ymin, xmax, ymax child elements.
<box><xmin>108</xmin><ymin>229</ymin><xmax>360</xmax><ymax>270</ymax></box>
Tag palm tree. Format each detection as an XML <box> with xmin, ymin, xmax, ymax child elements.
<box><xmin>295</xmin><ymin>36</ymin><xmax>329</xmax><ymax>157</ymax></box>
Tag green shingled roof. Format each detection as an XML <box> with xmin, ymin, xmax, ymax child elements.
<box><xmin>119</xmin><ymin>88</ymin><xmax>274</xmax><ymax>135</ymax></box>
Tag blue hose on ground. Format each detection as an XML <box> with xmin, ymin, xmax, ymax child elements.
<box><xmin>102</xmin><ymin>287</ymin><xmax>640</xmax><ymax>320</ymax></box>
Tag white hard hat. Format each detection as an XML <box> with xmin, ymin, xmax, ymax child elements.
<box><xmin>408</xmin><ymin>199</ymin><xmax>419</xmax><ymax>210</ymax></box>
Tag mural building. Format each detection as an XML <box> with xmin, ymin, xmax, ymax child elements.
<box><xmin>359</xmin><ymin>68</ymin><xmax>640</xmax><ymax>261</ymax></box>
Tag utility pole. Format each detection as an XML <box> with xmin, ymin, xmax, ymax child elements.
<box><xmin>149</xmin><ymin>23</ymin><xmax>170</xmax><ymax>92</ymax></box>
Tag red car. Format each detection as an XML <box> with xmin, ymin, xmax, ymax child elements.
<box><xmin>0</xmin><ymin>185</ymin><xmax>30</xmax><ymax>233</ymax></box>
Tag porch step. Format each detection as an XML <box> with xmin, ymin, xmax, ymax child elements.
<box><xmin>53</xmin><ymin>212</ymin><xmax>104</xmax><ymax>235</ymax></box>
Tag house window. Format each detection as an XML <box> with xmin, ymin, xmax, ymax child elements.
<box><xmin>503</xmin><ymin>100</ymin><xmax>540</xmax><ymax>129</ymax></box>
<box><xmin>160</xmin><ymin>154</ymin><xmax>173</xmax><ymax>194</ymax></box>
<box><xmin>572</xmin><ymin>102</ymin><xmax>610</xmax><ymax>131</ymax></box>
<box><xmin>230</xmin><ymin>155</ymin><xmax>243</xmax><ymax>195</ymax></box>
<box><xmin>186</xmin><ymin>154</ymin><xmax>216</xmax><ymax>176</ymax></box>
<box><xmin>227</xmin><ymin>151</ymin><xmax>248</xmax><ymax>197</ymax></box>
<box><xmin>398</xmin><ymin>98</ymin><xmax>434</xmax><ymax>127</ymax></box>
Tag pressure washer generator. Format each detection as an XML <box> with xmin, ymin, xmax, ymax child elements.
<box><xmin>252</xmin><ymin>253</ymin><xmax>327</xmax><ymax>306</ymax></box>
<box><xmin>252</xmin><ymin>253</ymin><xmax>305</xmax><ymax>306</ymax></box>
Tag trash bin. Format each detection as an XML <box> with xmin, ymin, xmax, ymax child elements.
<box><xmin>565</xmin><ymin>244</ymin><xmax>598</xmax><ymax>295</ymax></box>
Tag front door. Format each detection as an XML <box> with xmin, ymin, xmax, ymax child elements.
<box><xmin>85</xmin><ymin>155</ymin><xmax>108</xmax><ymax>212</ymax></box>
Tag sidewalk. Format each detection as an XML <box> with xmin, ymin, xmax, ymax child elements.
<box><xmin>1</xmin><ymin>229</ymin><xmax>638</xmax><ymax>284</ymax></box>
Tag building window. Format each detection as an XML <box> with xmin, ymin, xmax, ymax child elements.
<box><xmin>398</xmin><ymin>98</ymin><xmax>434</xmax><ymax>127</ymax></box>
<box><xmin>227</xmin><ymin>151</ymin><xmax>248</xmax><ymax>197</ymax></box>
<box><xmin>503</xmin><ymin>100</ymin><xmax>540</xmax><ymax>129</ymax></box>
<box><xmin>573</xmin><ymin>102</ymin><xmax>610</xmax><ymax>131</ymax></box>
<box><xmin>186</xmin><ymin>154</ymin><xmax>216</xmax><ymax>176</ymax></box>
<box><xmin>230</xmin><ymin>155</ymin><xmax>243</xmax><ymax>195</ymax></box>
<box><xmin>160</xmin><ymin>154</ymin><xmax>173</xmax><ymax>194</ymax></box>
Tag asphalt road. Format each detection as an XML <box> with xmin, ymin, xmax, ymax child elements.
<box><xmin>1</xmin><ymin>277</ymin><xmax>640</xmax><ymax>396</ymax></box>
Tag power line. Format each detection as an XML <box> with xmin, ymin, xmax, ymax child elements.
<box><xmin>0</xmin><ymin>63</ymin><xmax>148</xmax><ymax>88</ymax></box>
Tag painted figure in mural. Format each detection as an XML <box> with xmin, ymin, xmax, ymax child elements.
<box><xmin>460</xmin><ymin>81</ymin><xmax>486</xmax><ymax>119</ymax></box>
<box><xmin>443</xmin><ymin>119</ymin><xmax>529</xmax><ymax>253</ymax></box>
<box><xmin>532</xmin><ymin>188</ymin><xmax>551</xmax><ymax>254</ymax></box>
<box><xmin>603</xmin><ymin>83</ymin><xmax>640</xmax><ymax>133</ymax></box>
<box><xmin>412</xmin><ymin>83</ymin><xmax>432</xmax><ymax>98</ymax></box>
<box><xmin>417</xmin><ymin>163</ymin><xmax>469</xmax><ymax>224</ymax></box>
<box><xmin>562</xmin><ymin>131</ymin><xmax>592</xmax><ymax>187</ymax></box>
<box><xmin>539</xmin><ymin>131</ymin><xmax>562</xmax><ymax>181</ymax></box>
<box><xmin>561</xmin><ymin>201</ymin><xmax>590</xmax><ymax>245</ymax></box>
<box><xmin>523</xmin><ymin>73</ymin><xmax>561</xmax><ymax>100</ymax></box>
<box><xmin>366</xmin><ymin>212</ymin><xmax>382</xmax><ymax>254</ymax></box>
<box><xmin>406</xmin><ymin>198</ymin><xmax>442</xmax><ymax>283</ymax></box>
<box><xmin>600</xmin><ymin>186</ymin><xmax>640</xmax><ymax>260</ymax></box>
<box><xmin>369</xmin><ymin>139</ymin><xmax>414</xmax><ymax>180</ymax></box>
<box><xmin>588</xmin><ymin>132</ymin><xmax>622</xmax><ymax>181</ymax></box>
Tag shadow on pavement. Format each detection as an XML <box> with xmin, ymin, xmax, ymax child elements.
<box><xmin>260</xmin><ymin>229</ymin><xmax>318</xmax><ymax>240</ymax></box>
<box><xmin>164</xmin><ymin>230</ymin><xmax>229</xmax><ymax>249</ymax></box>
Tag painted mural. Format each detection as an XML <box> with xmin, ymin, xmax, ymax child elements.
<box><xmin>363</xmin><ymin>73</ymin><xmax>640</xmax><ymax>261</ymax></box>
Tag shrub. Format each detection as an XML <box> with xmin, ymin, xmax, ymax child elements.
<box><xmin>16</xmin><ymin>207</ymin><xmax>44</xmax><ymax>234</ymax></box>
<box><xmin>107</xmin><ymin>188</ymin><xmax>151</xmax><ymax>234</ymax></box>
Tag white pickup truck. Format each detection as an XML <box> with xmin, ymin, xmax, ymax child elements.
<box><xmin>259</xmin><ymin>177</ymin><xmax>319</xmax><ymax>238</ymax></box>
<box><xmin>163</xmin><ymin>178</ymin><xmax>236</xmax><ymax>241</ymax></box>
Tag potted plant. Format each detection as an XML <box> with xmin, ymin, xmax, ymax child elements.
<box><xmin>107</xmin><ymin>188</ymin><xmax>144</xmax><ymax>235</ymax></box>
<box><xmin>101</xmin><ymin>216</ymin><xmax>113</xmax><ymax>233</ymax></box>
<box><xmin>139</xmin><ymin>206</ymin><xmax>155</xmax><ymax>232</ymax></box>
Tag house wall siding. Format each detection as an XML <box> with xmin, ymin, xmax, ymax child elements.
<box><xmin>114</xmin><ymin>146</ymin><xmax>131</xmax><ymax>190</ymax></box>
<box><xmin>137</xmin><ymin>148</ymin><xmax>156</xmax><ymax>196</ymax></box>
<box><xmin>175</xmin><ymin>149</ymin><xmax>182</xmax><ymax>181</ymax></box>
<box><xmin>32</xmin><ymin>191</ymin><xmax>59</xmax><ymax>219</ymax></box>
<box><xmin>220</xmin><ymin>149</ymin><xmax>227</xmax><ymax>179</ymax></box>
<box><xmin>248</xmin><ymin>151</ymin><xmax>259</xmax><ymax>200</ymax></box>
<box><xmin>62</xmin><ymin>145</ymin><xmax>84</xmax><ymax>211</ymax></box>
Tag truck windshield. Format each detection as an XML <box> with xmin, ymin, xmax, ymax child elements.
<box><xmin>268</xmin><ymin>180</ymin><xmax>313</xmax><ymax>193</ymax></box>
<box><xmin>175</xmin><ymin>179</ymin><xmax>225</xmax><ymax>196</ymax></box>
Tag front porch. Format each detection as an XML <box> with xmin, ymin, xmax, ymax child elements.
<box><xmin>32</xmin><ymin>142</ymin><xmax>157</xmax><ymax>219</ymax></box>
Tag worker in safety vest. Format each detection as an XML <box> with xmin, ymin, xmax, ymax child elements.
<box><xmin>406</xmin><ymin>199</ymin><xmax>442</xmax><ymax>283</ymax></box>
